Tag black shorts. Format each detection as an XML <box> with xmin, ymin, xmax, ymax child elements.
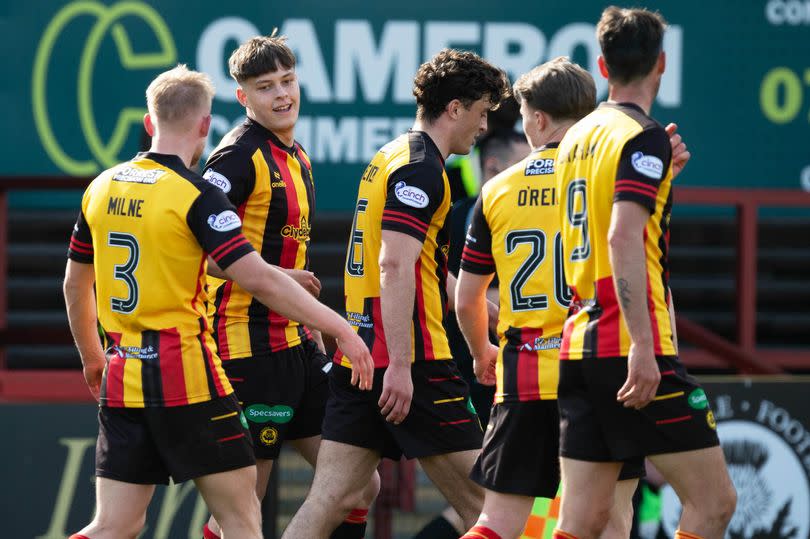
<box><xmin>322</xmin><ymin>361</ymin><xmax>484</xmax><ymax>460</ymax></box>
<box><xmin>96</xmin><ymin>394</ymin><xmax>254</xmax><ymax>484</ymax></box>
<box><xmin>471</xmin><ymin>400</ymin><xmax>644</xmax><ymax>498</ymax></box>
<box><xmin>224</xmin><ymin>339</ymin><xmax>330</xmax><ymax>459</ymax></box>
<box><xmin>558</xmin><ymin>356</ymin><xmax>720</xmax><ymax>463</ymax></box>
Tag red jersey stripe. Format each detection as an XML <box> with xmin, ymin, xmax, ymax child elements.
<box><xmin>595</xmin><ymin>277</ymin><xmax>621</xmax><ymax>356</ymax></box>
<box><xmin>615</xmin><ymin>179</ymin><xmax>658</xmax><ymax>196</ymax></box>
<box><xmin>461</xmin><ymin>246</ymin><xmax>494</xmax><ymax>261</ymax></box>
<box><xmin>382</xmin><ymin>210</ymin><xmax>429</xmax><ymax>233</ymax></box>
<box><xmin>381</xmin><ymin>216</ymin><xmax>429</xmax><ymax>235</ymax></box>
<box><xmin>614</xmin><ymin>186</ymin><xmax>658</xmax><ymax>199</ymax></box>
<box><xmin>70</xmin><ymin>237</ymin><xmax>93</xmax><ymax>249</ymax></box>
<box><xmin>268</xmin><ymin>145</ymin><xmax>299</xmax><ymax>350</ymax></box>
<box><xmin>158</xmin><ymin>327</ymin><xmax>187</xmax><ymax>405</ymax></box>
<box><xmin>517</xmin><ymin>327</ymin><xmax>542</xmax><ymax>401</ymax></box>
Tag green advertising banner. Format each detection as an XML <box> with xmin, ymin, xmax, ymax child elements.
<box><xmin>3</xmin><ymin>0</ymin><xmax>810</xmax><ymax>209</ymax></box>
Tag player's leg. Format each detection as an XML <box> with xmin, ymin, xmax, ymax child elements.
<box><xmin>195</xmin><ymin>465</ymin><xmax>262</xmax><ymax>539</ymax></box>
<box><xmin>281</xmin><ymin>440</ymin><xmax>381</xmax><ymax>539</ymax></box>
<box><xmin>73</xmin><ymin>478</ymin><xmax>155</xmax><ymax>539</ymax></box>
<box><xmin>600</xmin><ymin>477</ymin><xmax>640</xmax><ymax>539</ymax></box>
<box><xmin>291</xmin><ymin>434</ymin><xmax>379</xmax><ymax>539</ymax></box>
<box><xmin>419</xmin><ymin>449</ymin><xmax>485</xmax><ymax>529</ymax></box>
<box><xmin>461</xmin><ymin>490</ymin><xmax>534</xmax><ymax>539</ymax></box>
<box><xmin>207</xmin><ymin>351</ymin><xmax>302</xmax><ymax>537</ymax></box>
<box><xmin>557</xmin><ymin>458</ymin><xmax>623</xmax><ymax>539</ymax></box>
<box><xmin>648</xmin><ymin>447</ymin><xmax>735</xmax><ymax>539</ymax></box>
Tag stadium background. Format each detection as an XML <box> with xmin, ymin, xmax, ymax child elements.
<box><xmin>1</xmin><ymin>0</ymin><xmax>810</xmax><ymax>537</ymax></box>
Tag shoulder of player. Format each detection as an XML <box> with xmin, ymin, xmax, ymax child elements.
<box><xmin>482</xmin><ymin>157</ymin><xmax>531</xmax><ymax>198</ymax></box>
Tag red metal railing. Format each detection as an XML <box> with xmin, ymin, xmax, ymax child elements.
<box><xmin>1</xmin><ymin>182</ymin><xmax>810</xmax><ymax>395</ymax></box>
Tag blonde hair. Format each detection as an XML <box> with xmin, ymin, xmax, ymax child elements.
<box><xmin>513</xmin><ymin>57</ymin><xmax>596</xmax><ymax>122</ymax></box>
<box><xmin>145</xmin><ymin>64</ymin><xmax>215</xmax><ymax>128</ymax></box>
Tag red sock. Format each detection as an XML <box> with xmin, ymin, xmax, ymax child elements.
<box><xmin>675</xmin><ymin>531</ymin><xmax>705</xmax><ymax>539</ymax></box>
<box><xmin>69</xmin><ymin>535</ymin><xmax>91</xmax><ymax>539</ymax></box>
<box><xmin>552</xmin><ymin>530</ymin><xmax>580</xmax><ymax>539</ymax></box>
<box><xmin>462</xmin><ymin>525</ymin><xmax>502</xmax><ymax>539</ymax></box>
<box><xmin>202</xmin><ymin>523</ymin><xmax>221</xmax><ymax>539</ymax></box>
<box><xmin>329</xmin><ymin>509</ymin><xmax>369</xmax><ymax>539</ymax></box>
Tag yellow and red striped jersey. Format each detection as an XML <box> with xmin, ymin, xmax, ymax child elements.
<box><xmin>204</xmin><ymin>118</ymin><xmax>315</xmax><ymax>359</ymax></box>
<box><xmin>68</xmin><ymin>152</ymin><xmax>255</xmax><ymax>407</ymax></box>
<box><xmin>556</xmin><ymin>102</ymin><xmax>675</xmax><ymax>360</ymax></box>
<box><xmin>336</xmin><ymin>131</ymin><xmax>452</xmax><ymax>368</ymax></box>
<box><xmin>461</xmin><ymin>145</ymin><xmax>569</xmax><ymax>402</ymax></box>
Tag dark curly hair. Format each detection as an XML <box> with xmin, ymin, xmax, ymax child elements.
<box><xmin>413</xmin><ymin>49</ymin><xmax>510</xmax><ymax>123</ymax></box>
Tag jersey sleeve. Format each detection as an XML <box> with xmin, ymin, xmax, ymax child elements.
<box><xmin>613</xmin><ymin>127</ymin><xmax>672</xmax><ymax>212</ymax></box>
<box><xmin>67</xmin><ymin>210</ymin><xmax>94</xmax><ymax>264</ymax></box>
<box><xmin>202</xmin><ymin>144</ymin><xmax>256</xmax><ymax>208</ymax></box>
<box><xmin>187</xmin><ymin>186</ymin><xmax>255</xmax><ymax>271</ymax></box>
<box><xmin>381</xmin><ymin>162</ymin><xmax>445</xmax><ymax>243</ymax></box>
<box><xmin>460</xmin><ymin>195</ymin><xmax>495</xmax><ymax>275</ymax></box>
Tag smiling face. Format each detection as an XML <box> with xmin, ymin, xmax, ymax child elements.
<box><xmin>237</xmin><ymin>66</ymin><xmax>300</xmax><ymax>144</ymax></box>
<box><xmin>449</xmin><ymin>96</ymin><xmax>492</xmax><ymax>155</ymax></box>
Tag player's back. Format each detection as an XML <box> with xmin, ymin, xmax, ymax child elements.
<box><xmin>79</xmin><ymin>152</ymin><xmax>235</xmax><ymax>406</ymax></box>
<box><xmin>463</xmin><ymin>144</ymin><xmax>570</xmax><ymax>401</ymax></box>
<box><xmin>341</xmin><ymin>131</ymin><xmax>452</xmax><ymax>367</ymax></box>
<box><xmin>556</xmin><ymin>103</ymin><xmax>675</xmax><ymax>359</ymax></box>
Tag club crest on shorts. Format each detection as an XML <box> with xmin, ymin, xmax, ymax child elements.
<box><xmin>259</xmin><ymin>426</ymin><xmax>279</xmax><ymax>446</ymax></box>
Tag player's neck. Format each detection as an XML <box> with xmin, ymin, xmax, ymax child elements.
<box><xmin>412</xmin><ymin>119</ymin><xmax>450</xmax><ymax>160</ymax></box>
<box><xmin>532</xmin><ymin>121</ymin><xmax>575</xmax><ymax>149</ymax></box>
<box><xmin>607</xmin><ymin>83</ymin><xmax>656</xmax><ymax>115</ymax></box>
<box><xmin>148</xmin><ymin>136</ymin><xmax>197</xmax><ymax>169</ymax></box>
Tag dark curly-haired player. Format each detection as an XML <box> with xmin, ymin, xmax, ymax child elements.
<box><xmin>281</xmin><ymin>49</ymin><xmax>510</xmax><ymax>539</ymax></box>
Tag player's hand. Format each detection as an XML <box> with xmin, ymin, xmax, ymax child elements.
<box><xmin>283</xmin><ymin>268</ymin><xmax>322</xmax><ymax>297</ymax></box>
<box><xmin>617</xmin><ymin>344</ymin><xmax>660</xmax><ymax>409</ymax></box>
<box><xmin>336</xmin><ymin>329</ymin><xmax>374</xmax><ymax>391</ymax></box>
<box><xmin>473</xmin><ymin>343</ymin><xmax>498</xmax><ymax>386</ymax></box>
<box><xmin>378</xmin><ymin>362</ymin><xmax>413</xmax><ymax>424</ymax></box>
<box><xmin>486</xmin><ymin>299</ymin><xmax>500</xmax><ymax>335</ymax></box>
<box><xmin>83</xmin><ymin>360</ymin><xmax>105</xmax><ymax>402</ymax></box>
<box><xmin>665</xmin><ymin>123</ymin><xmax>691</xmax><ymax>179</ymax></box>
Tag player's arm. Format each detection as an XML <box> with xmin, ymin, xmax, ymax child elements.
<box><xmin>455</xmin><ymin>195</ymin><xmax>498</xmax><ymax>384</ymax></box>
<box><xmin>375</xmin><ymin>162</ymin><xmax>447</xmax><ymax>423</ymax></box>
<box><xmin>223</xmin><ymin>253</ymin><xmax>370</xmax><ymax>386</ymax></box>
<box><xmin>609</xmin><ymin>127</ymin><xmax>672</xmax><ymax>409</ymax></box>
<box><xmin>456</xmin><ymin>270</ymin><xmax>498</xmax><ymax>385</ymax></box>
<box><xmin>207</xmin><ymin>256</ymin><xmax>321</xmax><ymax>297</ymax></box>
<box><xmin>377</xmin><ymin>230</ymin><xmax>420</xmax><ymax>423</ymax></box>
<box><xmin>668</xmin><ymin>288</ymin><xmax>678</xmax><ymax>355</ymax></box>
<box><xmin>64</xmin><ymin>209</ymin><xmax>104</xmax><ymax>400</ymax></box>
<box><xmin>64</xmin><ymin>260</ymin><xmax>105</xmax><ymax>401</ymax></box>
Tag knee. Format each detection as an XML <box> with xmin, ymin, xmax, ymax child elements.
<box><xmin>359</xmin><ymin>470</ymin><xmax>381</xmax><ymax>507</ymax></box>
<box><xmin>717</xmin><ymin>484</ymin><xmax>737</xmax><ymax>527</ymax></box>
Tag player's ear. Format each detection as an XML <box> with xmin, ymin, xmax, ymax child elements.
<box><xmin>597</xmin><ymin>55</ymin><xmax>609</xmax><ymax>80</ymax></box>
<box><xmin>200</xmin><ymin>114</ymin><xmax>212</xmax><ymax>138</ymax></box>
<box><xmin>535</xmin><ymin>110</ymin><xmax>546</xmax><ymax>133</ymax></box>
<box><xmin>658</xmin><ymin>51</ymin><xmax>666</xmax><ymax>75</ymax></box>
<box><xmin>446</xmin><ymin>99</ymin><xmax>463</xmax><ymax>120</ymax></box>
<box><xmin>236</xmin><ymin>86</ymin><xmax>248</xmax><ymax>107</ymax></box>
<box><xmin>143</xmin><ymin>113</ymin><xmax>155</xmax><ymax>137</ymax></box>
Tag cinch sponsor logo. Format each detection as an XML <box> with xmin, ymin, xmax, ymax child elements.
<box><xmin>245</xmin><ymin>404</ymin><xmax>294</xmax><ymax>424</ymax></box>
<box><xmin>525</xmin><ymin>158</ymin><xmax>554</xmax><ymax>176</ymax></box>
<box><xmin>630</xmin><ymin>151</ymin><xmax>664</xmax><ymax>180</ymax></box>
<box><xmin>394</xmin><ymin>181</ymin><xmax>429</xmax><ymax>208</ymax></box>
<box><xmin>281</xmin><ymin>216</ymin><xmax>311</xmax><ymax>241</ymax></box>
<box><xmin>203</xmin><ymin>168</ymin><xmax>231</xmax><ymax>192</ymax></box>
<box><xmin>207</xmin><ymin>210</ymin><xmax>241</xmax><ymax>232</ymax></box>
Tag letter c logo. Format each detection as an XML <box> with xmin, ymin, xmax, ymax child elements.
<box><xmin>32</xmin><ymin>1</ymin><xmax>176</xmax><ymax>175</ymax></box>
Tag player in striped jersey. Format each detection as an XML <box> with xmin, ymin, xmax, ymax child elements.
<box><xmin>64</xmin><ymin>65</ymin><xmax>372</xmax><ymax>539</ymax></box>
<box><xmin>201</xmin><ymin>34</ymin><xmax>378</xmax><ymax>539</ymax></box>
<box><xmin>554</xmin><ymin>8</ymin><xmax>735</xmax><ymax>539</ymax></box>
<box><xmin>282</xmin><ymin>50</ymin><xmax>510</xmax><ymax>538</ymax></box>
<box><xmin>456</xmin><ymin>57</ymin><xmax>642</xmax><ymax>539</ymax></box>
